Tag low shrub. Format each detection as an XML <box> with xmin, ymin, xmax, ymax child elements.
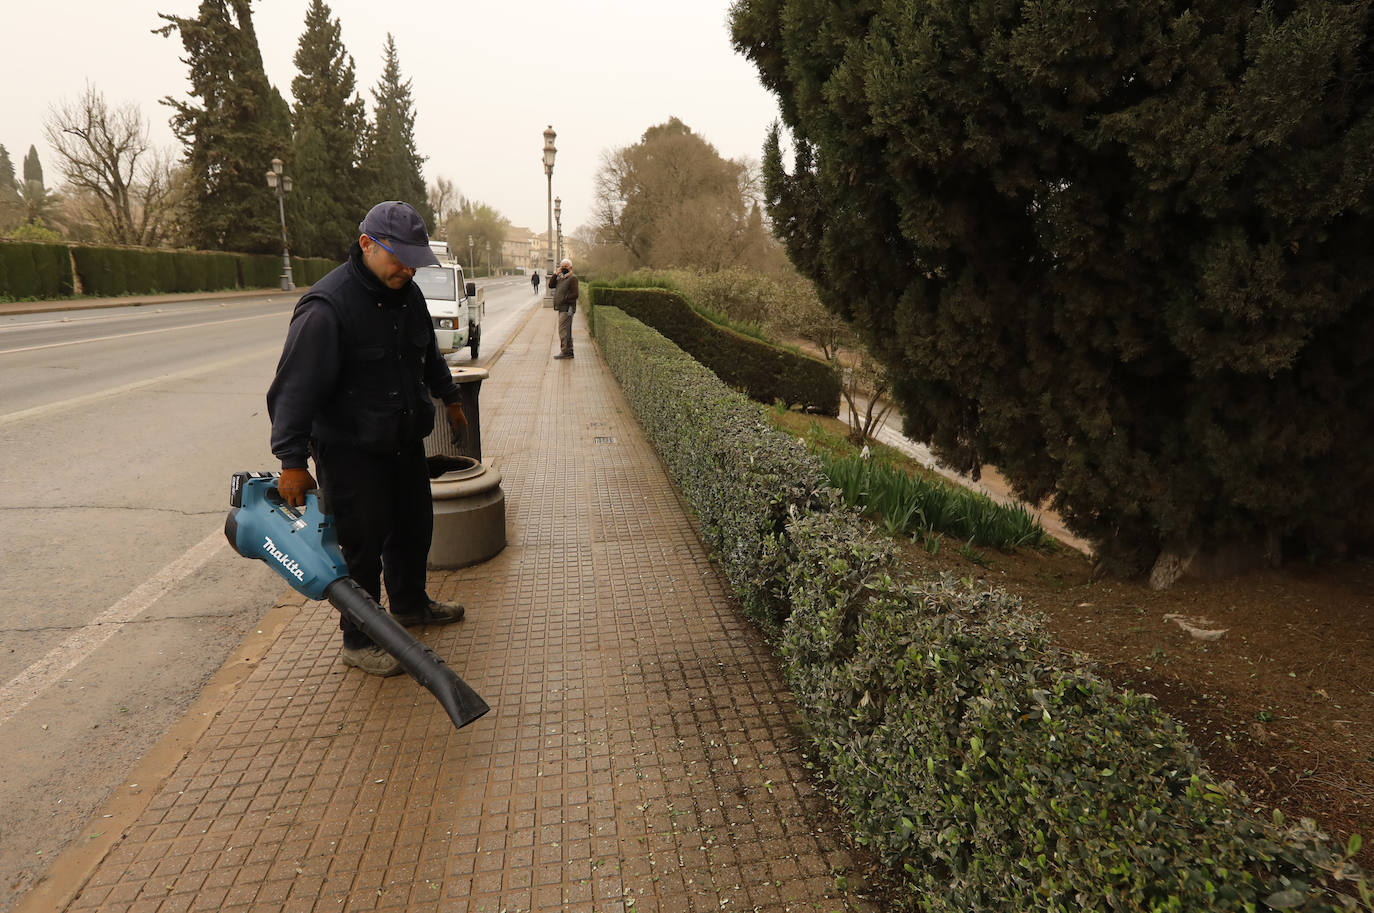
<box><xmin>591</xmin><ymin>285</ymin><xmax>840</xmax><ymax>415</ymax></box>
<box><xmin>591</xmin><ymin>303</ymin><xmax>1370</xmax><ymax>912</ymax></box>
<box><xmin>595</xmin><ymin>305</ymin><xmax>831</xmax><ymax>630</ymax></box>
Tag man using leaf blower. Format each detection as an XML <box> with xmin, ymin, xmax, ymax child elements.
<box><xmin>267</xmin><ymin>200</ymin><xmax>470</xmax><ymax>677</ymax></box>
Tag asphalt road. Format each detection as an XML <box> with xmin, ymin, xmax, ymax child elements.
<box><xmin>0</xmin><ymin>275</ymin><xmax>539</xmax><ymax>909</ymax></box>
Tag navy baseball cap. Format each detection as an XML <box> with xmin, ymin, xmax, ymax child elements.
<box><xmin>358</xmin><ymin>201</ymin><xmax>440</xmax><ymax>268</ymax></box>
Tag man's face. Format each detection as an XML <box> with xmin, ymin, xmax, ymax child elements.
<box><xmin>360</xmin><ymin>235</ymin><xmax>415</xmax><ymax>289</ymax></box>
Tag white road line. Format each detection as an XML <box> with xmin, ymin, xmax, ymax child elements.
<box><xmin>0</xmin><ymin>310</ymin><xmax>282</xmax><ymax>355</ymax></box>
<box><xmin>0</xmin><ymin>347</ymin><xmax>278</xmax><ymax>427</ymax></box>
<box><xmin>0</xmin><ymin>528</ymin><xmax>228</xmax><ymax>729</ymax></box>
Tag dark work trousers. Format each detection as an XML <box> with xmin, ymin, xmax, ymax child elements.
<box><xmin>312</xmin><ymin>438</ymin><xmax>433</xmax><ymax>647</ymax></box>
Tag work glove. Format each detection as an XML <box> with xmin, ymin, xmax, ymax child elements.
<box><xmin>277</xmin><ymin>467</ymin><xmax>316</xmax><ymax>508</ymax></box>
<box><xmin>446</xmin><ymin>401</ymin><xmax>468</xmax><ymax>446</ymax></box>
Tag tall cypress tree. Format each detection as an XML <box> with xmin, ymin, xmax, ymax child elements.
<box><xmin>21</xmin><ymin>145</ymin><xmax>43</xmax><ymax>187</ymax></box>
<box><xmin>289</xmin><ymin>0</ymin><xmax>367</xmax><ymax>259</ymax></box>
<box><xmin>733</xmin><ymin>0</ymin><xmax>1374</xmax><ymax>578</ymax></box>
<box><xmin>361</xmin><ymin>34</ymin><xmax>433</xmax><ymax>227</ymax></box>
<box><xmin>156</xmin><ymin>0</ymin><xmax>292</xmax><ymax>252</ymax></box>
<box><xmin>19</xmin><ymin>145</ymin><xmax>57</xmax><ymax>227</ymax></box>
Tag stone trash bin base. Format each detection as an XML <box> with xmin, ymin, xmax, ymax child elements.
<box><xmin>427</xmin><ymin>455</ymin><xmax>506</xmax><ymax>569</ymax></box>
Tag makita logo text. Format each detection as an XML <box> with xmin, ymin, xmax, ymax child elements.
<box><xmin>263</xmin><ymin>536</ymin><xmax>305</xmax><ymax>581</ymax></box>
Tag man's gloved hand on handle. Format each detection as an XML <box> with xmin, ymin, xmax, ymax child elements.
<box><xmin>277</xmin><ymin>467</ymin><xmax>316</xmax><ymax>507</ymax></box>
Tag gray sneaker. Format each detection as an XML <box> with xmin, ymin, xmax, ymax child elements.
<box><xmin>340</xmin><ymin>644</ymin><xmax>403</xmax><ymax>677</ymax></box>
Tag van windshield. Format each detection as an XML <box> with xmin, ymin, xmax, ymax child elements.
<box><xmin>414</xmin><ymin>266</ymin><xmax>456</xmax><ymax>300</ymax></box>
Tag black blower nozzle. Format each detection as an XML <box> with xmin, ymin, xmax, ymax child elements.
<box><xmin>324</xmin><ymin>577</ymin><xmax>489</xmax><ymax>729</ymax></box>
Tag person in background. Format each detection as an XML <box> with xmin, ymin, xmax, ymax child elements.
<box><xmin>531</xmin><ymin>269</ymin><xmax>540</xmax><ymax>293</ymax></box>
<box><xmin>552</xmin><ymin>258</ymin><xmax>579</xmax><ymax>359</ymax></box>
<box><xmin>267</xmin><ymin>200</ymin><xmax>469</xmax><ymax>677</ymax></box>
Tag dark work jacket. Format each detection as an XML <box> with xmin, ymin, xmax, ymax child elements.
<box><xmin>267</xmin><ymin>243</ymin><xmax>459</xmax><ymax>469</ymax></box>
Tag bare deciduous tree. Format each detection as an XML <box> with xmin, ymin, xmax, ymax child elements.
<box><xmin>427</xmin><ymin>176</ymin><xmax>460</xmax><ymax>235</ymax></box>
<box><xmin>44</xmin><ymin>84</ymin><xmax>183</xmax><ymax>247</ymax></box>
<box><xmin>590</xmin><ymin>118</ymin><xmax>773</xmax><ymax>272</ymax></box>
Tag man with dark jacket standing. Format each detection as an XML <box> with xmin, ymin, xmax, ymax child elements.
<box><xmin>267</xmin><ymin>200</ymin><xmax>469</xmax><ymax>677</ymax></box>
<box><xmin>551</xmin><ymin>258</ymin><xmax>579</xmax><ymax>359</ymax></box>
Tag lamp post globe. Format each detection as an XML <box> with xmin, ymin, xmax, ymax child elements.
<box><xmin>542</xmin><ymin>126</ymin><xmax>557</xmax><ymax>294</ymax></box>
<box><xmin>264</xmin><ymin>157</ymin><xmax>294</xmax><ymax>290</ymax></box>
<box><xmin>554</xmin><ymin>196</ymin><xmax>562</xmax><ymax>263</ymax></box>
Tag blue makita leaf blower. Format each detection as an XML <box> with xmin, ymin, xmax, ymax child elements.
<box><xmin>223</xmin><ymin>471</ymin><xmax>490</xmax><ymax>731</ymax></box>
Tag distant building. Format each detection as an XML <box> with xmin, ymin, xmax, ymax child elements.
<box><xmin>502</xmin><ymin>227</ymin><xmax>540</xmax><ymax>273</ymax></box>
<box><xmin>533</xmin><ymin>229</ymin><xmax>578</xmax><ymax>271</ymax></box>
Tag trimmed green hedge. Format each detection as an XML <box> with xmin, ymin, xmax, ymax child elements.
<box><xmin>0</xmin><ymin>242</ymin><xmax>74</xmax><ymax>299</ymax></box>
<box><xmin>240</xmin><ymin>253</ymin><xmax>283</xmax><ymax>289</ymax></box>
<box><xmin>591</xmin><ymin>304</ymin><xmax>1370</xmax><ymax>912</ymax></box>
<box><xmin>0</xmin><ymin>239</ymin><xmax>335</xmax><ymax>300</ymax></box>
<box><xmin>589</xmin><ymin>285</ymin><xmax>841</xmax><ymax>416</ymax></box>
<box><xmin>292</xmin><ymin>256</ymin><xmax>336</xmax><ymax>286</ymax></box>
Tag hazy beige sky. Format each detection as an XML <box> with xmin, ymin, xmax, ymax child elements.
<box><xmin>3</xmin><ymin>0</ymin><xmax>783</xmax><ymax>234</ymax></box>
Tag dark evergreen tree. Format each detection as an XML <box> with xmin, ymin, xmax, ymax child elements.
<box><xmin>0</xmin><ymin>145</ymin><xmax>22</xmax><ymax>230</ymax></box>
<box><xmin>22</xmin><ymin>145</ymin><xmax>43</xmax><ymax>187</ymax></box>
<box><xmin>0</xmin><ymin>146</ymin><xmax>15</xmax><ymax>192</ymax></box>
<box><xmin>732</xmin><ymin>0</ymin><xmax>1374</xmax><ymax>578</ymax></box>
<box><xmin>156</xmin><ymin>0</ymin><xmax>292</xmax><ymax>252</ymax></box>
<box><xmin>18</xmin><ymin>144</ymin><xmax>58</xmax><ymax>227</ymax></box>
<box><xmin>361</xmin><ymin>34</ymin><xmax>433</xmax><ymax>227</ymax></box>
<box><xmin>289</xmin><ymin>0</ymin><xmax>367</xmax><ymax>259</ymax></box>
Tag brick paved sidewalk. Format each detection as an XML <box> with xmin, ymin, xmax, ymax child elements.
<box><xmin>27</xmin><ymin>306</ymin><xmax>872</xmax><ymax>913</ymax></box>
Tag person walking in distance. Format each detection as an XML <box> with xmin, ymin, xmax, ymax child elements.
<box><xmin>531</xmin><ymin>269</ymin><xmax>540</xmax><ymax>294</ymax></box>
<box><xmin>267</xmin><ymin>200</ymin><xmax>470</xmax><ymax>677</ymax></box>
<box><xmin>552</xmin><ymin>258</ymin><xmax>579</xmax><ymax>359</ymax></box>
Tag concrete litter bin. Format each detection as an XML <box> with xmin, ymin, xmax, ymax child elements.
<box><xmin>424</xmin><ymin>367</ymin><xmax>505</xmax><ymax>568</ymax></box>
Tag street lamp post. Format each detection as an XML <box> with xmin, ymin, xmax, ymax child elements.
<box><xmin>554</xmin><ymin>196</ymin><xmax>562</xmax><ymax>264</ymax></box>
<box><xmin>264</xmin><ymin>157</ymin><xmax>294</xmax><ymax>290</ymax></box>
<box><xmin>542</xmin><ymin>126</ymin><xmax>557</xmax><ymax>294</ymax></box>
<box><xmin>468</xmin><ymin>235</ymin><xmax>474</xmax><ymax>271</ymax></box>
<box><xmin>486</xmin><ymin>240</ymin><xmax>491</xmax><ymax>276</ymax></box>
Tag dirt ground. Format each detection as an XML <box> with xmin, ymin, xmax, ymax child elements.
<box><xmin>896</xmin><ymin>522</ymin><xmax>1374</xmax><ymax>873</ymax></box>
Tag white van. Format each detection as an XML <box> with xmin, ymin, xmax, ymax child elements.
<box><xmin>414</xmin><ymin>258</ymin><xmax>484</xmax><ymax>359</ymax></box>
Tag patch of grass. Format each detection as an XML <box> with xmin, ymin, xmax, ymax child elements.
<box><xmin>768</xmin><ymin>411</ymin><xmax>1052</xmax><ymax>550</ymax></box>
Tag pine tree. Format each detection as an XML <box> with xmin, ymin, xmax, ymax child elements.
<box><xmin>361</xmin><ymin>34</ymin><xmax>433</xmax><ymax>227</ymax></box>
<box><xmin>156</xmin><ymin>0</ymin><xmax>292</xmax><ymax>252</ymax></box>
<box><xmin>733</xmin><ymin>0</ymin><xmax>1374</xmax><ymax>578</ymax></box>
<box><xmin>289</xmin><ymin>0</ymin><xmax>367</xmax><ymax>259</ymax></box>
